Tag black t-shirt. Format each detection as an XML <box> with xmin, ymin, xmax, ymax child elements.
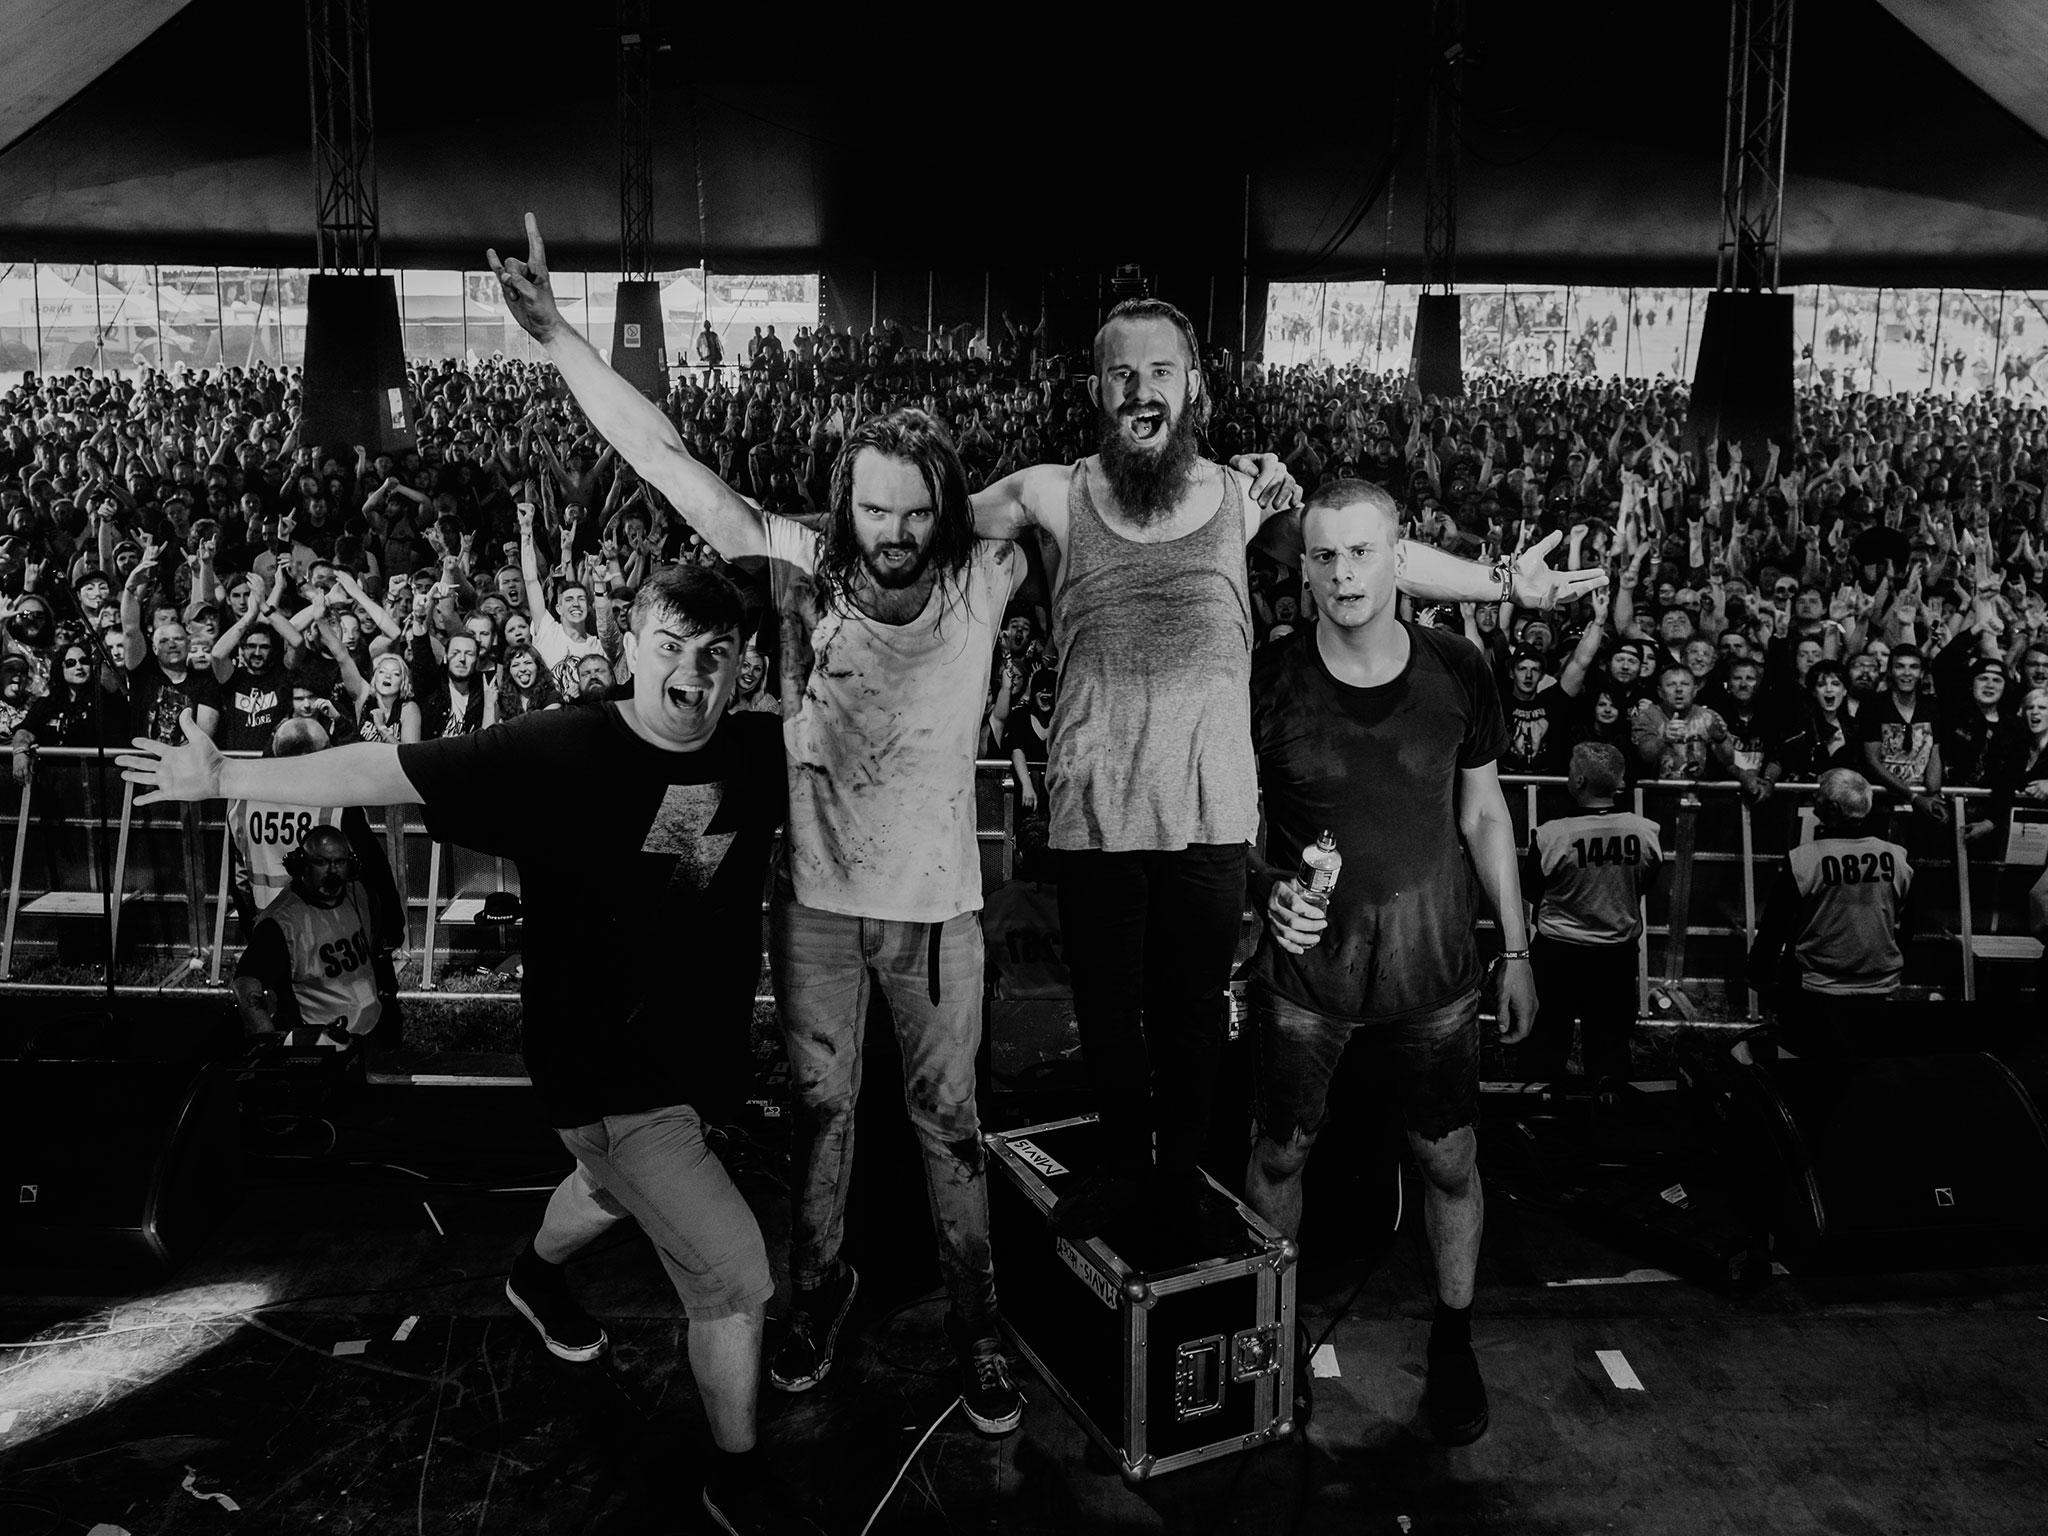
<box><xmin>1500</xmin><ymin>685</ymin><xmax>1574</xmax><ymax>776</ymax></box>
<box><xmin>1002</xmin><ymin>706</ymin><xmax>1053</xmax><ymax>766</ymax></box>
<box><xmin>1248</xmin><ymin>623</ymin><xmax>1510</xmax><ymax>1020</ymax></box>
<box><xmin>129</xmin><ymin>657</ymin><xmax>221</xmax><ymax>744</ymax></box>
<box><xmin>398</xmin><ymin>705</ymin><xmax>785</xmax><ymax>1127</ymax></box>
<box><xmin>219</xmin><ymin>664</ymin><xmax>291</xmax><ymax>754</ymax></box>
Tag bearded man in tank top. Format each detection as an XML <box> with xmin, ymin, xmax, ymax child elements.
<box><xmin>971</xmin><ymin>299</ymin><xmax>1608</xmax><ymax>1238</ymax></box>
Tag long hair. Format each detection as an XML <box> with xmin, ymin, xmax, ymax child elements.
<box><xmin>495</xmin><ymin>641</ymin><xmax>561</xmax><ymax>719</ymax></box>
<box><xmin>815</xmin><ymin>409</ymin><xmax>978</xmax><ymax>632</ymax></box>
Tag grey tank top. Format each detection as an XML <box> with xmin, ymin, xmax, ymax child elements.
<box><xmin>1047</xmin><ymin>461</ymin><xmax>1258</xmax><ymax>852</ymax></box>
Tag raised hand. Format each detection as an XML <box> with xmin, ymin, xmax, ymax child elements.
<box><xmin>1512</xmin><ymin>531</ymin><xmax>1609</xmax><ymax>611</ymax></box>
<box><xmin>1229</xmin><ymin>454</ymin><xmax>1303</xmax><ymax>511</ymax></box>
<box><xmin>116</xmin><ymin>712</ymin><xmax>225</xmax><ymax>805</ymax></box>
<box><xmin>485</xmin><ymin>213</ymin><xmax>565</xmax><ymax>345</ymax></box>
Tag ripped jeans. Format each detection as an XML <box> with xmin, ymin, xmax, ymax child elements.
<box><xmin>769</xmin><ymin>888</ymin><xmax>998</xmax><ymax>1334</ymax></box>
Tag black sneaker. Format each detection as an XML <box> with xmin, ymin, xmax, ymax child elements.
<box><xmin>504</xmin><ymin>1247</ymin><xmax>607</xmax><ymax>1362</ymax></box>
<box><xmin>1422</xmin><ymin>1344</ymin><xmax>1490</xmax><ymax>1446</ymax></box>
<box><xmin>1049</xmin><ymin>1167</ymin><xmax>1149</xmax><ymax>1239</ymax></box>
<box><xmin>948</xmin><ymin>1316</ymin><xmax>1024</xmax><ymax>1435</ymax></box>
<box><xmin>768</xmin><ymin>1263</ymin><xmax>858</xmax><ymax>1393</ymax></box>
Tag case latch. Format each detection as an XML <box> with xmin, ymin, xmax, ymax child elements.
<box><xmin>1173</xmin><ymin>1334</ymin><xmax>1227</xmax><ymax>1421</ymax></box>
<box><xmin>1231</xmin><ymin>1324</ymin><xmax>1279</xmax><ymax>1381</ymax></box>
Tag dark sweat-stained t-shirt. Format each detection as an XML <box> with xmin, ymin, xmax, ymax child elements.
<box><xmin>1246</xmin><ymin>622</ymin><xmax>1510</xmax><ymax>1020</ymax></box>
<box><xmin>398</xmin><ymin>704</ymin><xmax>784</xmax><ymax>1127</ymax></box>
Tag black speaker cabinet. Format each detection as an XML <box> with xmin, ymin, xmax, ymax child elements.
<box><xmin>0</xmin><ymin>1052</ymin><xmax>242</xmax><ymax>1284</ymax></box>
<box><xmin>1683</xmin><ymin>290</ymin><xmax>1795</xmax><ymax>464</ymax></box>
<box><xmin>302</xmin><ymin>273</ymin><xmax>417</xmax><ymax>454</ymax></box>
<box><xmin>1720</xmin><ymin>1051</ymin><xmax>2048</xmax><ymax>1267</ymax></box>
<box><xmin>611</xmin><ymin>280</ymin><xmax>668</xmax><ymax>400</ymax></box>
<box><xmin>1411</xmin><ymin>293</ymin><xmax>1463</xmax><ymax>400</ymax></box>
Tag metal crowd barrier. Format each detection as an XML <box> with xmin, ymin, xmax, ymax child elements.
<box><xmin>3</xmin><ymin>751</ymin><xmax>2038</xmax><ymax>1009</ymax></box>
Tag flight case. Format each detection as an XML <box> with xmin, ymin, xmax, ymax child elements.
<box><xmin>987</xmin><ymin>1115</ymin><xmax>1297</xmax><ymax>1481</ymax></box>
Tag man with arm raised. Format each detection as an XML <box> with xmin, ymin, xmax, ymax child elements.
<box><xmin>968</xmin><ymin>299</ymin><xmax>1606</xmax><ymax>1239</ymax></box>
<box><xmin>487</xmin><ymin>212</ymin><xmax>1111</xmax><ymax>1434</ymax></box>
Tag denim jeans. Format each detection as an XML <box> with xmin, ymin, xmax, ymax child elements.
<box><xmin>769</xmin><ymin>887</ymin><xmax>997</xmax><ymax>1332</ymax></box>
<box><xmin>1055</xmin><ymin>843</ymin><xmax>1247</xmax><ymax>1178</ymax></box>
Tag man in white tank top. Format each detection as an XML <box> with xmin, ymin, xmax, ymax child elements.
<box><xmin>479</xmin><ymin>217</ymin><xmax>1045</xmax><ymax>1435</ymax></box>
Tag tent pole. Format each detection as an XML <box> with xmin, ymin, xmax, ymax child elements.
<box><xmin>1990</xmin><ymin>288</ymin><xmax>2007</xmax><ymax>387</ymax></box>
<box><xmin>1239</xmin><ymin>172</ymin><xmax>1251</xmax><ymax>377</ymax></box>
<box><xmin>1927</xmin><ymin>288</ymin><xmax>1943</xmax><ymax>393</ymax></box>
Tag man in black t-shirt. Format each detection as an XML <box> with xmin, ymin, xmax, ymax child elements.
<box><xmin>119</xmin><ymin>552</ymin><xmax>218</xmax><ymax>744</ymax></box>
<box><xmin>1854</xmin><ymin>645</ymin><xmax>1948</xmax><ymax>835</ymax></box>
<box><xmin>118</xmin><ymin>565</ymin><xmax>793</xmax><ymax>1534</ymax></box>
<box><xmin>1243</xmin><ymin>480</ymin><xmax>1536</xmax><ymax>1449</ymax></box>
<box><xmin>1499</xmin><ymin>647</ymin><xmax>1572</xmax><ymax>776</ymax></box>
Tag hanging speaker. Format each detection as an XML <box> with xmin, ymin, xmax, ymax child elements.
<box><xmin>611</xmin><ymin>280</ymin><xmax>668</xmax><ymax>400</ymax></box>
<box><xmin>301</xmin><ymin>274</ymin><xmax>416</xmax><ymax>454</ymax></box>
<box><xmin>1683</xmin><ymin>290</ymin><xmax>1794</xmax><ymax>463</ymax></box>
<box><xmin>1411</xmin><ymin>293</ymin><xmax>1463</xmax><ymax>400</ymax></box>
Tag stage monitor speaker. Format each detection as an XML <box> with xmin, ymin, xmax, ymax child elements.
<box><xmin>611</xmin><ymin>280</ymin><xmax>668</xmax><ymax>400</ymax></box>
<box><xmin>0</xmin><ymin>1054</ymin><xmax>242</xmax><ymax>1286</ymax></box>
<box><xmin>1410</xmin><ymin>293</ymin><xmax>1463</xmax><ymax>401</ymax></box>
<box><xmin>1722</xmin><ymin>1051</ymin><xmax>2048</xmax><ymax>1267</ymax></box>
<box><xmin>1682</xmin><ymin>289</ymin><xmax>1794</xmax><ymax>464</ymax></box>
<box><xmin>301</xmin><ymin>274</ymin><xmax>417</xmax><ymax>455</ymax></box>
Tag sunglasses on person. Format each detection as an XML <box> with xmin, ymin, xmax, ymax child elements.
<box><xmin>62</xmin><ymin>653</ymin><xmax>92</xmax><ymax>670</ymax></box>
<box><xmin>1772</xmin><ymin>583</ymin><xmax>1797</xmax><ymax>598</ymax></box>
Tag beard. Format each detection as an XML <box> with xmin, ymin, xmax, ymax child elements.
<box><xmin>858</xmin><ymin>537</ymin><xmax>933</xmax><ymax>590</ymax></box>
<box><xmin>1098</xmin><ymin>398</ymin><xmax>1202</xmax><ymax>525</ymax></box>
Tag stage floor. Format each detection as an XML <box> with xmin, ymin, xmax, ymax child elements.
<box><xmin>2</xmin><ymin>1082</ymin><xmax>2046</xmax><ymax>1536</ymax></box>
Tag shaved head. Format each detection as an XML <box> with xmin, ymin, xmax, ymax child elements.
<box><xmin>1302</xmin><ymin>478</ymin><xmax>1400</xmax><ymax>543</ymax></box>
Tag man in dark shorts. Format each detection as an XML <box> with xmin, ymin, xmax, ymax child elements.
<box><xmin>120</xmin><ymin>565</ymin><xmax>793</xmax><ymax>1535</ymax></box>
<box><xmin>1242</xmin><ymin>479</ymin><xmax>1538</xmax><ymax>1448</ymax></box>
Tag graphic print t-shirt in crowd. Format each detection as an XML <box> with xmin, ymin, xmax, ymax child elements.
<box><xmin>1247</xmin><ymin>623</ymin><xmax>1510</xmax><ymax>1019</ymax></box>
<box><xmin>1855</xmin><ymin>692</ymin><xmax>1940</xmax><ymax>790</ymax></box>
<box><xmin>130</xmin><ymin>657</ymin><xmax>220</xmax><ymax>745</ymax></box>
<box><xmin>1501</xmin><ymin>687</ymin><xmax>1573</xmax><ymax>775</ymax></box>
<box><xmin>219</xmin><ymin>666</ymin><xmax>291</xmax><ymax>753</ymax></box>
<box><xmin>399</xmin><ymin>705</ymin><xmax>785</xmax><ymax>1127</ymax></box>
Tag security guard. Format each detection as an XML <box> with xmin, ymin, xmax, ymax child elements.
<box><xmin>233</xmin><ymin>823</ymin><xmax>391</xmax><ymax>1046</ymax></box>
<box><xmin>1747</xmin><ymin>767</ymin><xmax>1913</xmax><ymax>1060</ymax></box>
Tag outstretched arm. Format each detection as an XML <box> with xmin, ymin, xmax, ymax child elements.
<box><xmin>489</xmin><ymin>214</ymin><xmax>767</xmax><ymax>562</ymax></box>
<box><xmin>119</xmin><ymin>711</ymin><xmax>420</xmax><ymax>808</ymax></box>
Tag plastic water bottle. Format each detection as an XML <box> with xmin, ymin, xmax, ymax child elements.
<box><xmin>1298</xmin><ymin>830</ymin><xmax>1342</xmax><ymax>909</ymax></box>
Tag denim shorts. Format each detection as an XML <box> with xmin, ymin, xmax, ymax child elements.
<box><xmin>1251</xmin><ymin>982</ymin><xmax>1482</xmax><ymax>1147</ymax></box>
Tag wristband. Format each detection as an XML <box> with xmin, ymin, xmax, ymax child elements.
<box><xmin>1498</xmin><ymin>948</ymin><xmax>1532</xmax><ymax>962</ymax></box>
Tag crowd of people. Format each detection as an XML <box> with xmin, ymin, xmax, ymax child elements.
<box><xmin>4</xmin><ymin>310</ymin><xmax>2046</xmax><ymax>882</ymax></box>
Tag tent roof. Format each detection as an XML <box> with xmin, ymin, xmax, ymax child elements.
<box><xmin>3</xmin><ymin>0</ymin><xmax>2047</xmax><ymax>285</ymax></box>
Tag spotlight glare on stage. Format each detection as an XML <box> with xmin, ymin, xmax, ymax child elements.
<box><xmin>0</xmin><ymin>1280</ymin><xmax>273</xmax><ymax>1447</ymax></box>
